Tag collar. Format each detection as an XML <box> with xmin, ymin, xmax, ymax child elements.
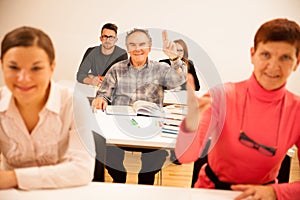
<box><xmin>248</xmin><ymin>73</ymin><xmax>286</xmax><ymax>102</ymax></box>
<box><xmin>128</xmin><ymin>57</ymin><xmax>149</xmax><ymax>70</ymax></box>
<box><xmin>0</xmin><ymin>86</ymin><xmax>12</xmax><ymax>112</ymax></box>
<box><xmin>45</xmin><ymin>81</ymin><xmax>61</xmax><ymax>114</ymax></box>
<box><xmin>100</xmin><ymin>44</ymin><xmax>115</xmax><ymax>56</ymax></box>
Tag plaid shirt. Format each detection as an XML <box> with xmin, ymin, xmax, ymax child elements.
<box><xmin>96</xmin><ymin>58</ymin><xmax>187</xmax><ymax>106</ymax></box>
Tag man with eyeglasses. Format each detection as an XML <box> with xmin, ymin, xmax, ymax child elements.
<box><xmin>76</xmin><ymin>23</ymin><xmax>128</xmax><ymax>86</ymax></box>
<box><xmin>175</xmin><ymin>18</ymin><xmax>300</xmax><ymax>200</ymax></box>
<box><xmin>92</xmin><ymin>28</ymin><xmax>187</xmax><ymax>185</ymax></box>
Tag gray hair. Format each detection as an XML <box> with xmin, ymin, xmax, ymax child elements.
<box><xmin>125</xmin><ymin>28</ymin><xmax>152</xmax><ymax>45</ymax></box>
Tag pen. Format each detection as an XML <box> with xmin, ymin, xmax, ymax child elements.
<box><xmin>130</xmin><ymin>118</ymin><xmax>139</xmax><ymax>127</ymax></box>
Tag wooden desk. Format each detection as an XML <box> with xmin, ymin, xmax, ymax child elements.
<box><xmin>0</xmin><ymin>182</ymin><xmax>241</xmax><ymax>200</ymax></box>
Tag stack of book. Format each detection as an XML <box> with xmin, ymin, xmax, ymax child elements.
<box><xmin>161</xmin><ymin>119</ymin><xmax>181</xmax><ymax>138</ymax></box>
<box><xmin>161</xmin><ymin>105</ymin><xmax>186</xmax><ymax>138</ymax></box>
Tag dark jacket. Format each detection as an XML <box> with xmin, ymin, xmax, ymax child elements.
<box><xmin>159</xmin><ymin>58</ymin><xmax>200</xmax><ymax>91</ymax></box>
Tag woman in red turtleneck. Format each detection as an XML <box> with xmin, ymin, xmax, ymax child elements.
<box><xmin>175</xmin><ymin>18</ymin><xmax>300</xmax><ymax>200</ymax></box>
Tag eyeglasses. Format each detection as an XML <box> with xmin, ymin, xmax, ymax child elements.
<box><xmin>101</xmin><ymin>35</ymin><xmax>116</xmax><ymax>41</ymax></box>
<box><xmin>239</xmin><ymin>131</ymin><xmax>277</xmax><ymax>156</ymax></box>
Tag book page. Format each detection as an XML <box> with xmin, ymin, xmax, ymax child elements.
<box><xmin>105</xmin><ymin>105</ymin><xmax>136</xmax><ymax>116</ymax></box>
<box><xmin>132</xmin><ymin>100</ymin><xmax>162</xmax><ymax>117</ymax></box>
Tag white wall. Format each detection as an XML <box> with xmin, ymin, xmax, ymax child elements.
<box><xmin>1</xmin><ymin>0</ymin><xmax>300</xmax><ymax>94</ymax></box>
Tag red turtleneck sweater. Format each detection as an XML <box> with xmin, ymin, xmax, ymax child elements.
<box><xmin>175</xmin><ymin>74</ymin><xmax>300</xmax><ymax>200</ymax></box>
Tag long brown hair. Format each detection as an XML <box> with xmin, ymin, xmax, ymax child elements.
<box><xmin>174</xmin><ymin>39</ymin><xmax>190</xmax><ymax>69</ymax></box>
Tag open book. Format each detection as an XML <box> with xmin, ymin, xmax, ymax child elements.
<box><xmin>105</xmin><ymin>100</ymin><xmax>163</xmax><ymax>117</ymax></box>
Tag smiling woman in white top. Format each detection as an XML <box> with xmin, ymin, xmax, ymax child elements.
<box><xmin>0</xmin><ymin>26</ymin><xmax>95</xmax><ymax>190</ymax></box>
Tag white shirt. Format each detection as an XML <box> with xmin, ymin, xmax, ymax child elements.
<box><xmin>0</xmin><ymin>82</ymin><xmax>95</xmax><ymax>190</ymax></box>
